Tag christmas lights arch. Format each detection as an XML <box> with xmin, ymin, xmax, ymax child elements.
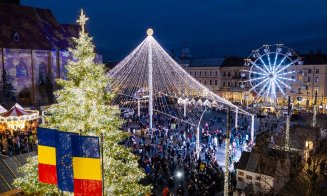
<box><xmin>108</xmin><ymin>29</ymin><xmax>254</xmax><ymax>132</ymax></box>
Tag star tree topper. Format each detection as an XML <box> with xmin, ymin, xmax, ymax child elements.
<box><xmin>77</xmin><ymin>9</ymin><xmax>89</xmax><ymax>34</ymax></box>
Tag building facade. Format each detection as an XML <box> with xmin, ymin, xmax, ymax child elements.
<box><xmin>183</xmin><ymin>54</ymin><xmax>327</xmax><ymax>113</ymax></box>
<box><xmin>183</xmin><ymin>58</ymin><xmax>224</xmax><ymax>93</ymax></box>
<box><xmin>0</xmin><ymin>1</ymin><xmax>102</xmax><ymax>106</ymax></box>
<box><xmin>236</xmin><ymin>150</ymin><xmax>292</xmax><ymax>194</ymax></box>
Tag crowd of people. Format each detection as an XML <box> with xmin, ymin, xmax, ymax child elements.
<box><xmin>0</xmin><ymin>128</ymin><xmax>37</xmax><ymax>157</ymax></box>
<box><xmin>123</xmin><ymin>109</ymin><xmax>254</xmax><ymax>195</ymax></box>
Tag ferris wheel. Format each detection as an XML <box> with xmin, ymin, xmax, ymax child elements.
<box><xmin>241</xmin><ymin>44</ymin><xmax>303</xmax><ymax>104</ymax></box>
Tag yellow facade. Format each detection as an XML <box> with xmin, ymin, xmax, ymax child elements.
<box><xmin>184</xmin><ymin>62</ymin><xmax>327</xmax><ymax>113</ymax></box>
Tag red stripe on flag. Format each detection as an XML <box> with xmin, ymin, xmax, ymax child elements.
<box><xmin>74</xmin><ymin>179</ymin><xmax>102</xmax><ymax>196</ymax></box>
<box><xmin>38</xmin><ymin>163</ymin><xmax>57</xmax><ymax>184</ymax></box>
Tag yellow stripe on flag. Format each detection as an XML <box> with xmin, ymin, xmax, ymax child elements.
<box><xmin>73</xmin><ymin>157</ymin><xmax>102</xmax><ymax>181</ymax></box>
<box><xmin>38</xmin><ymin>145</ymin><xmax>56</xmax><ymax>165</ymax></box>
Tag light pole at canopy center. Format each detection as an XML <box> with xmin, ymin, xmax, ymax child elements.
<box><xmin>147</xmin><ymin>28</ymin><xmax>154</xmax><ymax>136</ymax></box>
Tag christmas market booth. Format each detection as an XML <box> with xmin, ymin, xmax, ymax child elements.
<box><xmin>0</xmin><ymin>103</ymin><xmax>39</xmax><ymax>131</ymax></box>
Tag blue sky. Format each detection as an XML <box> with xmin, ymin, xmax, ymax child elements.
<box><xmin>22</xmin><ymin>0</ymin><xmax>327</xmax><ymax>61</ymax></box>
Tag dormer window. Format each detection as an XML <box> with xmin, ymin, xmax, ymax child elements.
<box><xmin>13</xmin><ymin>32</ymin><xmax>20</xmax><ymax>42</ymax></box>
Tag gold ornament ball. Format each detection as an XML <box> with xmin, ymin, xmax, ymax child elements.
<box><xmin>147</xmin><ymin>28</ymin><xmax>154</xmax><ymax>36</ymax></box>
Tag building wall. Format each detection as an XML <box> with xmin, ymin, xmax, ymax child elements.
<box><xmin>237</xmin><ymin>169</ymin><xmax>274</xmax><ymax>194</ymax></box>
<box><xmin>0</xmin><ymin>48</ymin><xmax>103</xmax><ymax>106</ymax></box>
<box><xmin>185</xmin><ymin>66</ymin><xmax>220</xmax><ymax>93</ymax></box>
<box><xmin>219</xmin><ymin>66</ymin><xmax>251</xmax><ymax>103</ymax></box>
<box><xmin>184</xmin><ymin>62</ymin><xmax>327</xmax><ymax>112</ymax></box>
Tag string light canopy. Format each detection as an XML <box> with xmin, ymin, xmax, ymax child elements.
<box><xmin>108</xmin><ymin>29</ymin><xmax>253</xmax><ymax>127</ymax></box>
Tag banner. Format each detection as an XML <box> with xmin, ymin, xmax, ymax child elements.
<box><xmin>56</xmin><ymin>131</ymin><xmax>78</xmax><ymax>192</ymax></box>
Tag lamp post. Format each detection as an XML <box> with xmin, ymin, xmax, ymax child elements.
<box><xmin>224</xmin><ymin>106</ymin><xmax>231</xmax><ymax>196</ymax></box>
<box><xmin>147</xmin><ymin>29</ymin><xmax>154</xmax><ymax>135</ymax></box>
<box><xmin>196</xmin><ymin>107</ymin><xmax>207</xmax><ymax>159</ymax></box>
<box><xmin>285</xmin><ymin>96</ymin><xmax>291</xmax><ymax>150</ymax></box>
<box><xmin>312</xmin><ymin>89</ymin><xmax>317</xmax><ymax>127</ymax></box>
<box><xmin>235</xmin><ymin>108</ymin><xmax>238</xmax><ymax>128</ymax></box>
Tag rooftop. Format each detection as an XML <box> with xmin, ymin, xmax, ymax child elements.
<box><xmin>189</xmin><ymin>58</ymin><xmax>224</xmax><ymax>67</ymax></box>
<box><xmin>0</xmin><ymin>3</ymin><xmax>78</xmax><ymax>50</ymax></box>
<box><xmin>237</xmin><ymin>148</ymin><xmax>297</xmax><ymax>177</ymax></box>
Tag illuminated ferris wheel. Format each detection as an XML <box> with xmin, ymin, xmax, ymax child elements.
<box><xmin>241</xmin><ymin>44</ymin><xmax>303</xmax><ymax>104</ymax></box>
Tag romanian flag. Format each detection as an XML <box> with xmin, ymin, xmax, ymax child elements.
<box><xmin>71</xmin><ymin>135</ymin><xmax>102</xmax><ymax>195</ymax></box>
<box><xmin>37</xmin><ymin>127</ymin><xmax>57</xmax><ymax>184</ymax></box>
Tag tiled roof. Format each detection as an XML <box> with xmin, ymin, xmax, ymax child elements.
<box><xmin>221</xmin><ymin>57</ymin><xmax>244</xmax><ymax>67</ymax></box>
<box><xmin>275</xmin><ymin>125</ymin><xmax>320</xmax><ymax>149</ymax></box>
<box><xmin>189</xmin><ymin>58</ymin><xmax>224</xmax><ymax>67</ymax></box>
<box><xmin>237</xmin><ymin>149</ymin><xmax>295</xmax><ymax>177</ymax></box>
<box><xmin>301</xmin><ymin>53</ymin><xmax>327</xmax><ymax>65</ymax></box>
<box><xmin>0</xmin><ymin>3</ymin><xmax>78</xmax><ymax>50</ymax></box>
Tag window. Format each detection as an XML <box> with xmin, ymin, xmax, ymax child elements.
<box><xmin>223</xmin><ymin>72</ymin><xmax>226</xmax><ymax>77</ymax></box>
<box><xmin>246</xmin><ymin>175</ymin><xmax>252</xmax><ymax>180</ymax></box>
<box><xmin>13</xmin><ymin>32</ymin><xmax>20</xmax><ymax>42</ymax></box>
<box><xmin>199</xmin><ymin>71</ymin><xmax>201</xmax><ymax>76</ymax></box>
<box><xmin>227</xmin><ymin>82</ymin><xmax>230</xmax><ymax>87</ymax></box>
<box><xmin>194</xmin><ymin>72</ymin><xmax>196</xmax><ymax>76</ymax></box>
<box><xmin>215</xmin><ymin>71</ymin><xmax>218</xmax><ymax>76</ymax></box>
<box><xmin>204</xmin><ymin>72</ymin><xmax>207</xmax><ymax>76</ymax></box>
<box><xmin>316</xmin><ymin>69</ymin><xmax>319</xmax><ymax>73</ymax></box>
<box><xmin>235</xmin><ymin>72</ymin><xmax>237</xmax><ymax>77</ymax></box>
<box><xmin>199</xmin><ymin>80</ymin><xmax>201</xmax><ymax>84</ymax></box>
<box><xmin>235</xmin><ymin>82</ymin><xmax>237</xmax><ymax>87</ymax></box>
<box><xmin>204</xmin><ymin>80</ymin><xmax>207</xmax><ymax>85</ymax></box>
<box><xmin>238</xmin><ymin>177</ymin><xmax>244</xmax><ymax>182</ymax></box>
<box><xmin>315</xmin><ymin>76</ymin><xmax>319</xmax><ymax>83</ymax></box>
<box><xmin>189</xmin><ymin>71</ymin><xmax>192</xmax><ymax>75</ymax></box>
<box><xmin>292</xmin><ymin>75</ymin><xmax>295</xmax><ymax>79</ymax></box>
<box><xmin>284</xmin><ymin>69</ymin><xmax>288</xmax><ymax>73</ymax></box>
<box><xmin>298</xmin><ymin>88</ymin><xmax>302</xmax><ymax>94</ymax></box>
<box><xmin>223</xmin><ymin>82</ymin><xmax>225</xmax><ymax>87</ymax></box>
<box><xmin>38</xmin><ymin>62</ymin><xmax>47</xmax><ymax>85</ymax></box>
<box><xmin>215</xmin><ymin>80</ymin><xmax>218</xmax><ymax>85</ymax></box>
<box><xmin>255</xmin><ymin>176</ymin><xmax>261</xmax><ymax>180</ymax></box>
<box><xmin>210</xmin><ymin>71</ymin><xmax>212</xmax><ymax>76</ymax></box>
<box><xmin>238</xmin><ymin>171</ymin><xmax>244</xmax><ymax>176</ymax></box>
<box><xmin>16</xmin><ymin>62</ymin><xmax>28</xmax><ymax>77</ymax></box>
<box><xmin>255</xmin><ymin>182</ymin><xmax>261</xmax><ymax>188</ymax></box>
<box><xmin>308</xmin><ymin>77</ymin><xmax>311</xmax><ymax>82</ymax></box>
<box><xmin>228</xmin><ymin>72</ymin><xmax>230</xmax><ymax>77</ymax></box>
<box><xmin>209</xmin><ymin>80</ymin><xmax>212</xmax><ymax>85</ymax></box>
<box><xmin>308</xmin><ymin>69</ymin><xmax>312</xmax><ymax>74</ymax></box>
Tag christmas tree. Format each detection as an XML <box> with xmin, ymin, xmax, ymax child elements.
<box><xmin>14</xmin><ymin>10</ymin><xmax>151</xmax><ymax>195</ymax></box>
<box><xmin>0</xmin><ymin>69</ymin><xmax>16</xmax><ymax>105</ymax></box>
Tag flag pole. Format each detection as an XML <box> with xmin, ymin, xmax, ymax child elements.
<box><xmin>101</xmin><ymin>131</ymin><xmax>104</xmax><ymax>196</ymax></box>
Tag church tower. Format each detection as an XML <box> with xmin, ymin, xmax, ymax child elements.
<box><xmin>179</xmin><ymin>42</ymin><xmax>192</xmax><ymax>66</ymax></box>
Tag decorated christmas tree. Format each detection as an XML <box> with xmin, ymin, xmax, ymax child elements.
<box><xmin>14</xmin><ymin>10</ymin><xmax>151</xmax><ymax>195</ymax></box>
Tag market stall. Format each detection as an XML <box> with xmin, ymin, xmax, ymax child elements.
<box><xmin>0</xmin><ymin>103</ymin><xmax>39</xmax><ymax>130</ymax></box>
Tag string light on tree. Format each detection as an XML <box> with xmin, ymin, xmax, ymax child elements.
<box><xmin>13</xmin><ymin>10</ymin><xmax>151</xmax><ymax>195</ymax></box>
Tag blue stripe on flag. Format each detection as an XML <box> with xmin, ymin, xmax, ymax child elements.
<box><xmin>37</xmin><ymin>127</ymin><xmax>57</xmax><ymax>147</ymax></box>
<box><xmin>71</xmin><ymin>135</ymin><xmax>100</xmax><ymax>159</ymax></box>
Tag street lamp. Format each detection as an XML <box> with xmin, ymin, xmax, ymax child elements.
<box><xmin>176</xmin><ymin>171</ymin><xmax>183</xmax><ymax>179</ymax></box>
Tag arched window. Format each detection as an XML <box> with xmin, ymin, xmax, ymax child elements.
<box><xmin>13</xmin><ymin>32</ymin><xmax>20</xmax><ymax>42</ymax></box>
<box><xmin>16</xmin><ymin>62</ymin><xmax>28</xmax><ymax>77</ymax></box>
<box><xmin>38</xmin><ymin>62</ymin><xmax>47</xmax><ymax>85</ymax></box>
